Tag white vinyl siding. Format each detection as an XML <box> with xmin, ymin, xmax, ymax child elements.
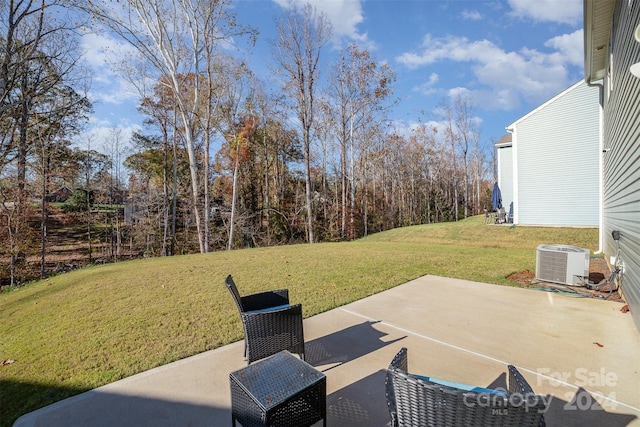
<box><xmin>497</xmin><ymin>145</ymin><xmax>514</xmax><ymax>219</ymax></box>
<box><xmin>602</xmin><ymin>0</ymin><xmax>640</xmax><ymax>330</ymax></box>
<box><xmin>510</xmin><ymin>81</ymin><xmax>600</xmax><ymax>226</ymax></box>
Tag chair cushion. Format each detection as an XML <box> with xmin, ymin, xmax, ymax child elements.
<box><xmin>245</xmin><ymin>304</ymin><xmax>290</xmax><ymax>314</ymax></box>
<box><xmin>414</xmin><ymin>374</ymin><xmax>507</xmax><ymax>395</ymax></box>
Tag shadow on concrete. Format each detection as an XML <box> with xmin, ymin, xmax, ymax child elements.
<box><xmin>483</xmin><ymin>373</ymin><xmax>636</xmax><ymax>426</ymax></box>
<box><xmin>351</xmin><ymin>369</ymin><xmax>638</xmax><ymax>427</ymax></box>
<box><xmin>544</xmin><ymin>387</ymin><xmax>637</xmax><ymax>427</ymax></box>
<box><xmin>305</xmin><ymin>320</ymin><xmax>405</xmax><ymax>370</ymax></box>
<box><xmin>1</xmin><ymin>380</ymin><xmax>89</xmax><ymax>427</ymax></box>
<box><xmin>11</xmin><ymin>385</ymin><xmax>229</xmax><ymax>427</ymax></box>
<box><xmin>327</xmin><ymin>369</ymin><xmax>391</xmax><ymax>427</ymax></box>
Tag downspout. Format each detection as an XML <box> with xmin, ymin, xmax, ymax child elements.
<box><xmin>583</xmin><ymin>0</ymin><xmax>606</xmax><ymax>255</ymax></box>
<box><xmin>585</xmin><ymin>79</ymin><xmax>604</xmax><ymax>254</ymax></box>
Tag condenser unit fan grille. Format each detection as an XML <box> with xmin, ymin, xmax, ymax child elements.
<box><xmin>536</xmin><ymin>244</ymin><xmax>590</xmax><ymax>285</ymax></box>
<box><xmin>537</xmin><ymin>249</ymin><xmax>568</xmax><ymax>283</ymax></box>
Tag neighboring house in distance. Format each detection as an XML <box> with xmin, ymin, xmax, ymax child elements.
<box><xmin>47</xmin><ymin>186</ymin><xmax>74</xmax><ymax>202</ymax></box>
<box><xmin>585</xmin><ymin>0</ymin><xmax>640</xmax><ymax>330</ymax></box>
<box><xmin>495</xmin><ymin>133</ymin><xmax>513</xmax><ymax>220</ymax></box>
<box><xmin>501</xmin><ymin>80</ymin><xmax>601</xmax><ymax>227</ymax></box>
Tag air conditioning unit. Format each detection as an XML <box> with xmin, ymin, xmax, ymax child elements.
<box><xmin>536</xmin><ymin>244</ymin><xmax>590</xmax><ymax>285</ymax></box>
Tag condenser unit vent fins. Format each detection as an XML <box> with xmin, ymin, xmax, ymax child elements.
<box><xmin>536</xmin><ymin>244</ymin><xmax>590</xmax><ymax>285</ymax></box>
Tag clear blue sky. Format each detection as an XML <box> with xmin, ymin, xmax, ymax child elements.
<box><xmin>82</xmin><ymin>0</ymin><xmax>585</xmax><ymax>156</ymax></box>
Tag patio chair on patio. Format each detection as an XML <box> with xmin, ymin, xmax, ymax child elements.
<box><xmin>225</xmin><ymin>275</ymin><xmax>305</xmax><ymax>364</ymax></box>
<box><xmin>385</xmin><ymin>347</ymin><xmax>547</xmax><ymax>427</ymax></box>
<box><xmin>484</xmin><ymin>209</ymin><xmax>494</xmax><ymax>224</ymax></box>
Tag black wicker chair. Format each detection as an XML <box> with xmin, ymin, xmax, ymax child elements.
<box><xmin>225</xmin><ymin>275</ymin><xmax>305</xmax><ymax>364</ymax></box>
<box><xmin>385</xmin><ymin>347</ymin><xmax>547</xmax><ymax>427</ymax></box>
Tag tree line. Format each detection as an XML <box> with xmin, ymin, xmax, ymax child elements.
<box><xmin>1</xmin><ymin>0</ymin><xmax>495</xmax><ymax>285</ymax></box>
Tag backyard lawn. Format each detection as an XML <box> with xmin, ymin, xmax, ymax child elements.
<box><xmin>0</xmin><ymin>216</ymin><xmax>600</xmax><ymax>427</ymax></box>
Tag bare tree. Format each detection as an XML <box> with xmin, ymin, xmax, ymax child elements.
<box><xmin>213</xmin><ymin>58</ymin><xmax>253</xmax><ymax>250</ymax></box>
<box><xmin>441</xmin><ymin>102</ymin><xmax>459</xmax><ymax>221</ymax></box>
<box><xmin>272</xmin><ymin>3</ymin><xmax>331</xmax><ymax>244</ymax></box>
<box><xmin>103</xmin><ymin>127</ymin><xmax>129</xmax><ymax>260</ymax></box>
<box><xmin>86</xmin><ymin>0</ymin><xmax>254</xmax><ymax>253</ymax></box>
<box><xmin>470</xmin><ymin>130</ymin><xmax>486</xmax><ymax>213</ymax></box>
<box><xmin>328</xmin><ymin>45</ymin><xmax>394</xmax><ymax>239</ymax></box>
<box><xmin>34</xmin><ymin>85</ymin><xmax>92</xmax><ymax>277</ymax></box>
<box><xmin>453</xmin><ymin>94</ymin><xmax>482</xmax><ymax>218</ymax></box>
<box><xmin>137</xmin><ymin>81</ymin><xmax>180</xmax><ymax>256</ymax></box>
<box><xmin>312</xmin><ymin>95</ymin><xmax>334</xmax><ymax>236</ymax></box>
<box><xmin>77</xmin><ymin>132</ymin><xmax>106</xmax><ymax>263</ymax></box>
<box><xmin>1</xmin><ymin>0</ymin><xmax>89</xmax><ymax>283</ymax></box>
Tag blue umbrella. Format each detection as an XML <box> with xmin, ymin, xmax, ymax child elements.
<box><xmin>491</xmin><ymin>182</ymin><xmax>502</xmax><ymax>210</ymax></box>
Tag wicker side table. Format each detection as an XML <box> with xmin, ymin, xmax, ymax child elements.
<box><xmin>229</xmin><ymin>350</ymin><xmax>326</xmax><ymax>427</ymax></box>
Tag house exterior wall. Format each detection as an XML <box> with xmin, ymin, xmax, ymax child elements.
<box><xmin>600</xmin><ymin>0</ymin><xmax>640</xmax><ymax>330</ymax></box>
<box><xmin>507</xmin><ymin>81</ymin><xmax>600</xmax><ymax>226</ymax></box>
<box><xmin>496</xmin><ymin>144</ymin><xmax>514</xmax><ymax>219</ymax></box>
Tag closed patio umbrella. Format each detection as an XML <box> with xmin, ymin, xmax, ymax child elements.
<box><xmin>491</xmin><ymin>182</ymin><xmax>502</xmax><ymax>210</ymax></box>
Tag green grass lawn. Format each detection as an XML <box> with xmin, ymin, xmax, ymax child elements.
<box><xmin>0</xmin><ymin>216</ymin><xmax>599</xmax><ymax>426</ymax></box>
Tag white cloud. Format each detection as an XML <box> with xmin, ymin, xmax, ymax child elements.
<box><xmin>393</xmin><ymin>112</ymin><xmax>483</xmax><ymax>141</ymax></box>
<box><xmin>461</xmin><ymin>9</ymin><xmax>483</xmax><ymax>21</ymax></box>
<box><xmin>447</xmin><ymin>86</ymin><xmax>473</xmax><ymax>100</ymax></box>
<box><xmin>88</xmin><ymin>115</ymin><xmax>112</xmax><ymax>128</ymax></box>
<box><xmin>388</xmin><ymin>119</ymin><xmax>423</xmax><ymax>139</ymax></box>
<box><xmin>71</xmin><ymin>118</ymin><xmax>141</xmax><ymax>156</ymax></box>
<box><xmin>80</xmin><ymin>31</ymin><xmax>141</xmax><ymax>106</ymax></box>
<box><xmin>88</xmin><ymin>123</ymin><xmax>142</xmax><ymax>153</ymax></box>
<box><xmin>395</xmin><ymin>118</ymin><xmax>457</xmax><ymax>140</ymax></box>
<box><xmin>397</xmin><ymin>35</ymin><xmax>507</xmax><ymax>69</ymax></box>
<box><xmin>81</xmin><ymin>31</ymin><xmax>139</xmax><ymax>71</ymax></box>
<box><xmin>545</xmin><ymin>29</ymin><xmax>584</xmax><ymax>67</ymax></box>
<box><xmin>272</xmin><ymin>0</ymin><xmax>372</xmax><ymax>48</ymax></box>
<box><xmin>414</xmin><ymin>72</ymin><xmax>440</xmax><ymax>95</ymax></box>
<box><xmin>507</xmin><ymin>0</ymin><xmax>582</xmax><ymax>26</ymax></box>
<box><xmin>398</xmin><ymin>33</ymin><xmax>580</xmax><ymax>110</ymax></box>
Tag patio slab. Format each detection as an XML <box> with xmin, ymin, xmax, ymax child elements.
<box><xmin>13</xmin><ymin>275</ymin><xmax>640</xmax><ymax>427</ymax></box>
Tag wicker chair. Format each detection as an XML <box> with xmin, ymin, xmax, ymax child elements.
<box><xmin>385</xmin><ymin>348</ymin><xmax>547</xmax><ymax>427</ymax></box>
<box><xmin>225</xmin><ymin>275</ymin><xmax>305</xmax><ymax>364</ymax></box>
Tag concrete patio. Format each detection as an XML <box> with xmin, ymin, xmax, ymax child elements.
<box><xmin>14</xmin><ymin>275</ymin><xmax>640</xmax><ymax>427</ymax></box>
